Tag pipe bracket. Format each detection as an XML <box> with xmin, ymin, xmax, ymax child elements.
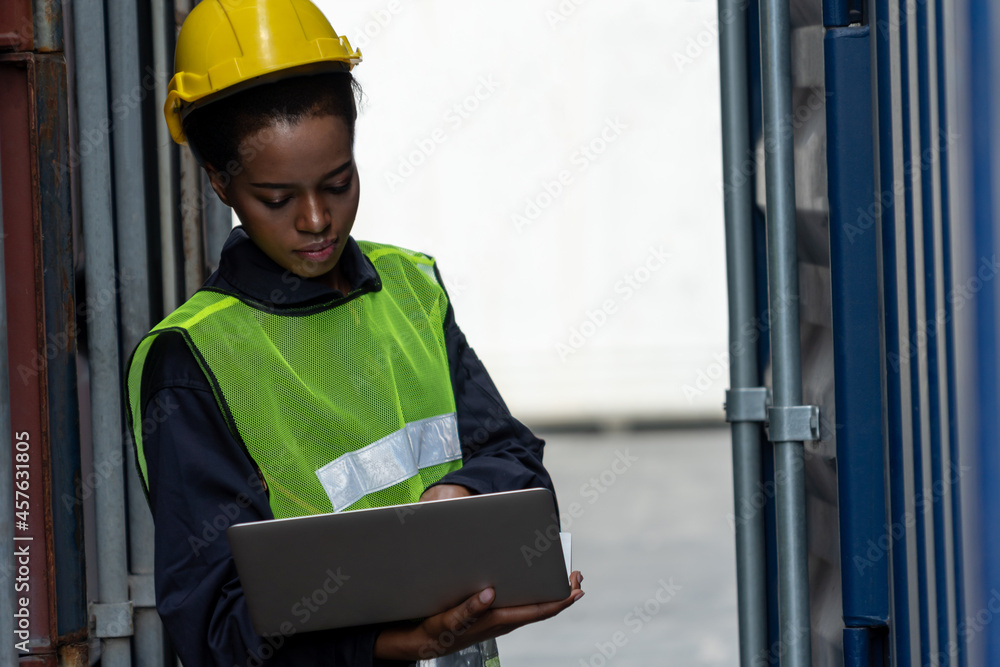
<box><xmin>767</xmin><ymin>405</ymin><xmax>821</xmax><ymax>442</ymax></box>
<box><xmin>724</xmin><ymin>387</ymin><xmax>771</xmax><ymax>423</ymax></box>
<box><xmin>128</xmin><ymin>573</ymin><xmax>156</xmax><ymax>609</ymax></box>
<box><xmin>89</xmin><ymin>601</ymin><xmax>134</xmax><ymax>638</ymax></box>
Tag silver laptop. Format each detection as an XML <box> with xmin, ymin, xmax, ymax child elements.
<box><xmin>227</xmin><ymin>488</ymin><xmax>571</xmax><ymax>636</ymax></box>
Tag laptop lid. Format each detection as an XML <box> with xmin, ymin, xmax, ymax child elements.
<box><xmin>227</xmin><ymin>488</ymin><xmax>571</xmax><ymax>636</ymax></box>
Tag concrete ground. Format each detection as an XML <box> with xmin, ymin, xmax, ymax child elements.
<box><xmin>496</xmin><ymin>427</ymin><xmax>739</xmax><ymax>666</ymax></box>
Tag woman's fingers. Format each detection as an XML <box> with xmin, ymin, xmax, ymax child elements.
<box><xmin>422</xmin><ymin>588</ymin><xmax>494</xmax><ymax>640</ymax></box>
<box><xmin>414</xmin><ymin>572</ymin><xmax>586</xmax><ymax>659</ymax></box>
<box><xmin>417</xmin><ymin>484</ymin><xmax>473</xmax><ymax>503</ymax></box>
<box><xmin>414</xmin><ymin>588</ymin><xmax>495</xmax><ymax>660</ymax></box>
<box><xmin>569</xmin><ymin>570</ymin><xmax>584</xmax><ymax>594</ymax></box>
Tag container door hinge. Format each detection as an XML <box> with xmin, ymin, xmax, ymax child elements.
<box><xmin>89</xmin><ymin>601</ymin><xmax>134</xmax><ymax>638</ymax></box>
<box><xmin>767</xmin><ymin>405</ymin><xmax>821</xmax><ymax>442</ymax></box>
<box><xmin>724</xmin><ymin>387</ymin><xmax>771</xmax><ymax>423</ymax></box>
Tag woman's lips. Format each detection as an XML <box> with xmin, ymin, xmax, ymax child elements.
<box><xmin>295</xmin><ymin>240</ymin><xmax>336</xmax><ymax>263</ymax></box>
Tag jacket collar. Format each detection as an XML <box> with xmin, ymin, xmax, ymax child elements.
<box><xmin>210</xmin><ymin>227</ymin><xmax>380</xmax><ymax>307</ymax></box>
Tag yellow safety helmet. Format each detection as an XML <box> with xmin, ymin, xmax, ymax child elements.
<box><xmin>165</xmin><ymin>0</ymin><xmax>362</xmax><ymax>145</ymax></box>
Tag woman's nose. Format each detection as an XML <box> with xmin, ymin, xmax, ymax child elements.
<box><xmin>295</xmin><ymin>193</ymin><xmax>330</xmax><ymax>234</ymax></box>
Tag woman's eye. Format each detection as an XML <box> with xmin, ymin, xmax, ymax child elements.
<box><xmin>326</xmin><ymin>179</ymin><xmax>352</xmax><ymax>195</ymax></box>
<box><xmin>262</xmin><ymin>198</ymin><xmax>290</xmax><ymax>209</ymax></box>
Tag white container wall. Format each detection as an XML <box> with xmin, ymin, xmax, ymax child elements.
<box><xmin>314</xmin><ymin>0</ymin><xmax>728</xmax><ymax>424</ymax></box>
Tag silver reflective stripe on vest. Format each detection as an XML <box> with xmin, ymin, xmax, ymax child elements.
<box><xmin>315</xmin><ymin>412</ymin><xmax>461</xmax><ymax>512</ymax></box>
<box><xmin>418</xmin><ymin>638</ymin><xmax>500</xmax><ymax>667</ymax></box>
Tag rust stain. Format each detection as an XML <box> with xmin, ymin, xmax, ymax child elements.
<box><xmin>57</xmin><ymin>638</ymin><xmax>89</xmax><ymax>666</ymax></box>
<box><xmin>59</xmin><ymin>646</ymin><xmax>89</xmax><ymax>667</ymax></box>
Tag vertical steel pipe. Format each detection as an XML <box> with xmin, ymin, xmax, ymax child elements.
<box><xmin>180</xmin><ymin>146</ymin><xmax>205</xmax><ymax>297</ymax></box>
<box><xmin>32</xmin><ymin>0</ymin><xmax>62</xmax><ymax>52</ymax></box>
<box><xmin>203</xmin><ymin>170</ymin><xmax>233</xmax><ymax>272</ymax></box>
<box><xmin>72</xmin><ymin>0</ymin><xmax>132</xmax><ymax>663</ymax></box>
<box><xmin>719</xmin><ymin>0</ymin><xmax>768</xmax><ymax>664</ymax></box>
<box><xmin>151</xmin><ymin>0</ymin><xmax>179</xmax><ymax>314</ymax></box>
<box><xmin>175</xmin><ymin>0</ymin><xmax>204</xmax><ymax>299</ymax></box>
<box><xmin>108</xmin><ymin>0</ymin><xmax>150</xmax><ymax>351</ymax></box>
<box><xmin>0</xmin><ymin>133</ymin><xmax>18</xmax><ymax>667</ymax></box>
<box><xmin>758</xmin><ymin>0</ymin><xmax>812</xmax><ymax>664</ymax></box>
<box><xmin>108</xmin><ymin>0</ymin><xmax>165</xmax><ymax>663</ymax></box>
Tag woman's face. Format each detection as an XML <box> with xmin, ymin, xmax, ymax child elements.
<box><xmin>208</xmin><ymin>113</ymin><xmax>360</xmax><ymax>290</ymax></box>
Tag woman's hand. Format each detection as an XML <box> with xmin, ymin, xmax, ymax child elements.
<box><xmin>418</xmin><ymin>484</ymin><xmax>473</xmax><ymax>502</ymax></box>
<box><xmin>373</xmin><ymin>571</ymin><xmax>585</xmax><ymax>661</ymax></box>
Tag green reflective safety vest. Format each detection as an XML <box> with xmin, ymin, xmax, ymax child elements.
<box><xmin>126</xmin><ymin>241</ymin><xmax>464</xmax><ymax>519</ymax></box>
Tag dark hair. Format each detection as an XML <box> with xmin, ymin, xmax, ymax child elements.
<box><xmin>182</xmin><ymin>70</ymin><xmax>362</xmax><ymax>172</ymax></box>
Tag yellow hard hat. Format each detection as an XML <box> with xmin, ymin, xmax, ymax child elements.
<box><xmin>165</xmin><ymin>0</ymin><xmax>362</xmax><ymax>145</ymax></box>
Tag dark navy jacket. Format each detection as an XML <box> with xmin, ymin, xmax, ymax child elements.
<box><xmin>136</xmin><ymin>228</ymin><xmax>553</xmax><ymax>666</ymax></box>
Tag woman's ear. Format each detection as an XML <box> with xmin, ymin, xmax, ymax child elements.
<box><xmin>205</xmin><ymin>164</ymin><xmax>233</xmax><ymax>207</ymax></box>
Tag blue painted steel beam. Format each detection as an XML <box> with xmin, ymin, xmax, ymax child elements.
<box><xmin>824</xmin><ymin>0</ymin><xmax>851</xmax><ymax>27</ymax></box>
<box><xmin>968</xmin><ymin>0</ymin><xmax>1000</xmax><ymax>662</ymax></box>
<box><xmin>872</xmin><ymin>0</ymin><xmax>914</xmax><ymax>662</ymax></box>
<box><xmin>897</xmin><ymin>1</ymin><xmax>936</xmax><ymax>662</ymax></box>
<box><xmin>914</xmin><ymin>3</ymin><xmax>954</xmax><ymax>665</ymax></box>
<box><xmin>936</xmin><ymin>0</ymin><xmax>966</xmax><ymax>662</ymax></box>
<box><xmin>824</xmin><ymin>24</ymin><xmax>891</xmax><ymax>647</ymax></box>
<box><xmin>844</xmin><ymin>625</ymin><xmax>890</xmax><ymax>666</ymax></box>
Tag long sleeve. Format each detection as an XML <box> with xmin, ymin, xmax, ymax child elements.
<box><xmin>140</xmin><ymin>332</ymin><xmax>400</xmax><ymax>667</ymax></box>
<box><xmin>433</xmin><ymin>299</ymin><xmax>556</xmax><ymax>501</ymax></box>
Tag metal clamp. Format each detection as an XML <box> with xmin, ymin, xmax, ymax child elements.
<box><xmin>767</xmin><ymin>405</ymin><xmax>821</xmax><ymax>442</ymax></box>
<box><xmin>724</xmin><ymin>387</ymin><xmax>771</xmax><ymax>423</ymax></box>
<box><xmin>89</xmin><ymin>601</ymin><xmax>134</xmax><ymax>638</ymax></box>
<box><xmin>128</xmin><ymin>574</ymin><xmax>156</xmax><ymax>609</ymax></box>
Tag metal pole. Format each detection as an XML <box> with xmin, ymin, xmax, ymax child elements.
<box><xmin>759</xmin><ymin>0</ymin><xmax>812</xmax><ymax>664</ymax></box>
<box><xmin>72</xmin><ymin>0</ymin><xmax>132</xmax><ymax>663</ymax></box>
<box><xmin>175</xmin><ymin>0</ymin><xmax>205</xmax><ymax>299</ymax></box>
<box><xmin>0</xmin><ymin>134</ymin><xmax>19</xmax><ymax>667</ymax></box>
<box><xmin>108</xmin><ymin>0</ymin><xmax>165</xmax><ymax>663</ymax></box>
<box><xmin>719</xmin><ymin>0</ymin><xmax>768</xmax><ymax>665</ymax></box>
<box><xmin>151</xmin><ymin>0</ymin><xmax>179</xmax><ymax>314</ymax></box>
<box><xmin>204</xmin><ymin>171</ymin><xmax>233</xmax><ymax>272</ymax></box>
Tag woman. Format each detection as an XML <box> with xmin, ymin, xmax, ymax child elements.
<box><xmin>124</xmin><ymin>0</ymin><xmax>583</xmax><ymax>665</ymax></box>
